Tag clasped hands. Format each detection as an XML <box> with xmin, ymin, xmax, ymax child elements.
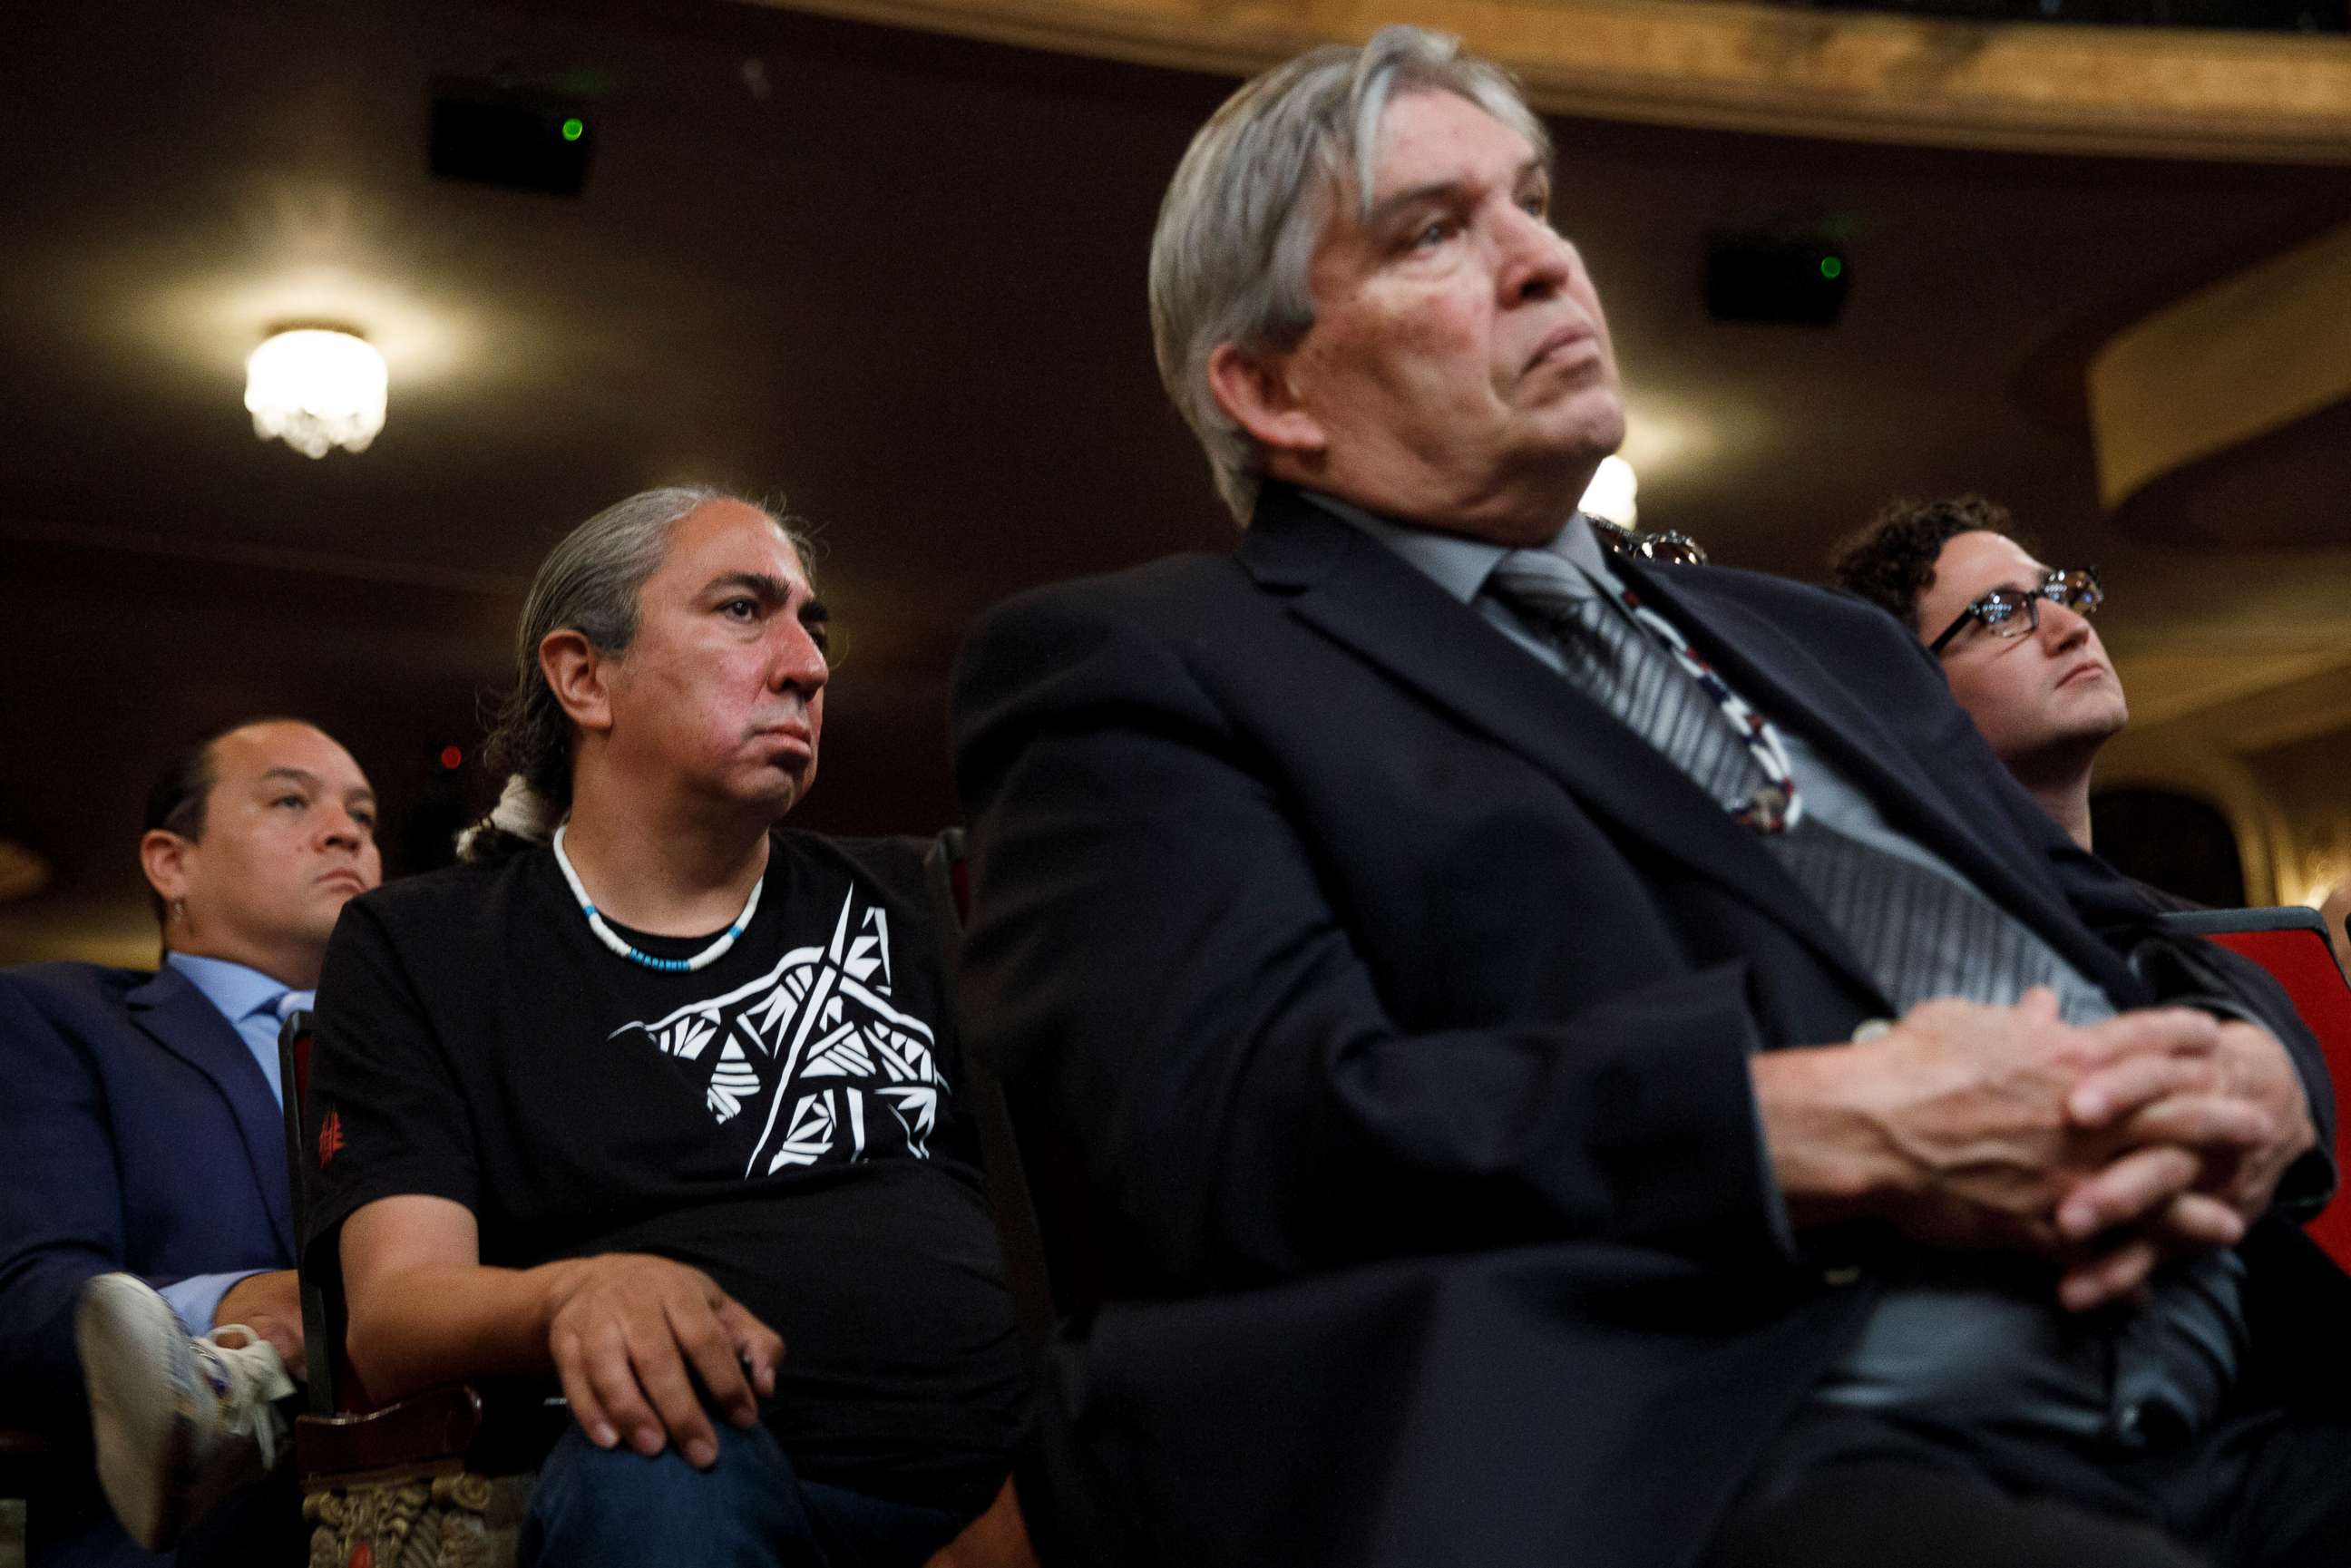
<box><xmin>539</xmin><ymin>1252</ymin><xmax>785</xmax><ymax>1469</ymax></box>
<box><xmin>1770</xmin><ymin>987</ymin><xmax>2315</xmax><ymax>1313</ymax></box>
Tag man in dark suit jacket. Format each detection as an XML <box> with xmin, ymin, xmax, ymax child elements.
<box><xmin>948</xmin><ymin>25</ymin><xmax>2351</xmax><ymax>1568</ymax></box>
<box><xmin>0</xmin><ymin>718</ymin><xmax>380</xmax><ymax>1563</ymax></box>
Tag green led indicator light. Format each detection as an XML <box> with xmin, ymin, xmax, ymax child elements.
<box><xmin>1819</xmin><ymin>256</ymin><xmax>1843</xmax><ymax>280</ymax></box>
<box><xmin>561</xmin><ymin>117</ymin><xmax>585</xmax><ymax>142</ymax></box>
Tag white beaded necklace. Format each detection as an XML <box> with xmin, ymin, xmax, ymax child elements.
<box><xmin>551</xmin><ymin>823</ymin><xmax>765</xmax><ymax>974</ymax></box>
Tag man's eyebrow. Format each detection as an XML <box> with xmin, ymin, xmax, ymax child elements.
<box><xmin>1364</xmin><ymin>178</ymin><xmax>1463</xmax><ymax>230</ymax></box>
<box><xmin>257</xmin><ymin>766</ymin><xmax>375</xmax><ymax>805</ymax></box>
<box><xmin>705</xmin><ymin>570</ymin><xmax>794</xmax><ymax>605</ymax></box>
<box><xmin>799</xmin><ymin>599</ymin><xmax>830</xmax><ymax>624</ymax></box>
<box><xmin>1363</xmin><ymin>158</ymin><xmax>1547</xmax><ymax>229</ymax></box>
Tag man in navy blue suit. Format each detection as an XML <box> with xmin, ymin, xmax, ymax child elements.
<box><xmin>0</xmin><ymin>718</ymin><xmax>380</xmax><ymax>1563</ymax></box>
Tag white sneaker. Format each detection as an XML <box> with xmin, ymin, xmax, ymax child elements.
<box><xmin>75</xmin><ymin>1272</ymin><xmax>296</xmax><ymax>1550</ymax></box>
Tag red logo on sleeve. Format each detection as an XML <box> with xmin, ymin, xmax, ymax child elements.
<box><xmin>317</xmin><ymin>1110</ymin><xmax>346</xmax><ymax>1168</ymax></box>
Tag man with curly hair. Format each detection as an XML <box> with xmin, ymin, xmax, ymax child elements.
<box><xmin>1832</xmin><ymin>495</ymin><xmax>2127</xmax><ymax>852</ymax></box>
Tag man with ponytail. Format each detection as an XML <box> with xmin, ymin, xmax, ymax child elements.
<box><xmin>304</xmin><ymin>490</ymin><xmax>1022</xmax><ymax>1566</ymax></box>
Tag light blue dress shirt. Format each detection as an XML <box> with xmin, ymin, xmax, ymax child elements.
<box><xmin>154</xmin><ymin>951</ymin><xmax>311</xmax><ymax>1334</ymax></box>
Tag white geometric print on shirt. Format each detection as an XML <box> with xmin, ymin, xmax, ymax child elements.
<box><xmin>608</xmin><ymin>886</ymin><xmax>947</xmax><ymax>1176</ymax></box>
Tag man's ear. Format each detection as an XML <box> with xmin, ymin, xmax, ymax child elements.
<box><xmin>541</xmin><ymin>629</ymin><xmax>614</xmax><ymax>736</ymax></box>
<box><xmin>1206</xmin><ymin>342</ymin><xmax>1326</xmax><ymax>457</ymax></box>
<box><xmin>140</xmin><ymin>830</ymin><xmax>191</xmax><ymax>909</ymax></box>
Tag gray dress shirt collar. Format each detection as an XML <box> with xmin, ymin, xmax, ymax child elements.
<box><xmin>1297</xmin><ymin>489</ymin><xmax>1610</xmax><ymax>602</ymax></box>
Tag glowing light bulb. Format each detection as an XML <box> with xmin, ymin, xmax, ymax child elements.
<box><xmin>244</xmin><ymin>329</ymin><xmax>388</xmax><ymax>458</ymax></box>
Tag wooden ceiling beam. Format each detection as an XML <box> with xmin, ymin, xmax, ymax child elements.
<box><xmin>745</xmin><ymin>0</ymin><xmax>2351</xmax><ymax>164</ymax></box>
<box><xmin>2090</xmin><ymin>219</ymin><xmax>2351</xmax><ymax>514</ymax></box>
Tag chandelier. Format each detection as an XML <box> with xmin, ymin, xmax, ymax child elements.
<box><xmin>244</xmin><ymin>328</ymin><xmax>387</xmax><ymax>458</ymax></box>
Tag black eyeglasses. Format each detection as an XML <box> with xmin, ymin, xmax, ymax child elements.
<box><xmin>1927</xmin><ymin>566</ymin><xmax>2103</xmax><ymax>655</ymax></box>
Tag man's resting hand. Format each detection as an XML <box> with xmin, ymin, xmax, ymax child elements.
<box><xmin>2053</xmin><ymin>1015</ymin><xmax>2315</xmax><ymax>1306</ymax></box>
<box><xmin>213</xmin><ymin>1269</ymin><xmax>306</xmax><ymax>1367</ymax></box>
<box><xmin>538</xmin><ymin>1253</ymin><xmax>785</xmax><ymax>1469</ymax></box>
<box><xmin>1756</xmin><ymin>989</ymin><xmax>2288</xmax><ymax>1310</ymax></box>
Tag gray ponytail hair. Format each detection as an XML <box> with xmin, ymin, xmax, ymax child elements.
<box><xmin>460</xmin><ymin>486</ymin><xmax>790</xmax><ymax>862</ymax></box>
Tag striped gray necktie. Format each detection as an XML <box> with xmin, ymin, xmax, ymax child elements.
<box><xmin>1484</xmin><ymin>550</ymin><xmax>1768</xmax><ymax>816</ymax></box>
<box><xmin>1485</xmin><ymin>550</ymin><xmax>2103</xmax><ymax>1020</ymax></box>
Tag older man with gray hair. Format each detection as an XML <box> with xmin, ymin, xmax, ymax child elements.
<box><xmin>950</xmin><ymin>25</ymin><xmax>2351</xmax><ymax>1568</ymax></box>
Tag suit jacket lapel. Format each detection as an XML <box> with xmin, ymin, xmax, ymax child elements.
<box><xmin>1625</xmin><ymin>562</ymin><xmax>2134</xmax><ymax>994</ymax></box>
<box><xmin>125</xmin><ymin>968</ymin><xmax>295</xmax><ymax>1256</ymax></box>
<box><xmin>1240</xmin><ymin>500</ymin><xmax>1886</xmax><ymax>1002</ymax></box>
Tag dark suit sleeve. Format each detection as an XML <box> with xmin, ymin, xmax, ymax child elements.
<box><xmin>2124</xmin><ymin>925</ymin><xmax>2336</xmax><ymax>1217</ymax></box>
<box><xmin>0</xmin><ymin>975</ymin><xmax>140</xmax><ymax>1424</ymax></box>
<box><xmin>951</xmin><ymin>587</ymin><xmax>1791</xmax><ymax>1293</ymax></box>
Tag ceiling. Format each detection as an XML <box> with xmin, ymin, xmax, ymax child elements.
<box><xmin>5</xmin><ymin>0</ymin><xmax>2350</xmax><ymax>961</ymax></box>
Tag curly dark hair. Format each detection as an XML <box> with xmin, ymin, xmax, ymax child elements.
<box><xmin>1829</xmin><ymin>494</ymin><xmax>2037</xmax><ymax>635</ymax></box>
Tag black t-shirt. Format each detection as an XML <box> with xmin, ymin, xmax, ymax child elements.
<box><xmin>305</xmin><ymin>830</ymin><xmax>1021</xmax><ymax>1511</ymax></box>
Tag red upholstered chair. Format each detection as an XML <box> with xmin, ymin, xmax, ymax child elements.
<box><xmin>2157</xmin><ymin>907</ymin><xmax>2351</xmax><ymax>1271</ymax></box>
<box><xmin>278</xmin><ymin>1012</ymin><xmax>561</xmax><ymax>1567</ymax></box>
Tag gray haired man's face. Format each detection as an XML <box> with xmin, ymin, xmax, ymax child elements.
<box><xmin>1247</xmin><ymin>89</ymin><xmax>1624</xmax><ymax>545</ymax></box>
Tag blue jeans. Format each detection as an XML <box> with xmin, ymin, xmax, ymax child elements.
<box><xmin>519</xmin><ymin>1419</ymin><xmax>973</xmax><ymax>1568</ymax></box>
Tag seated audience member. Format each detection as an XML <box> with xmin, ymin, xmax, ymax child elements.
<box><xmin>303</xmin><ymin>488</ymin><xmax>1023</xmax><ymax>1568</ymax></box>
<box><xmin>1831</xmin><ymin>495</ymin><xmax>2121</xmax><ymax>853</ymax></box>
<box><xmin>1830</xmin><ymin>498</ymin><xmax>2217</xmax><ymax>913</ymax></box>
<box><xmin>0</xmin><ymin>719</ymin><xmax>380</xmax><ymax>1563</ymax></box>
<box><xmin>948</xmin><ymin>27</ymin><xmax>2350</xmax><ymax>1568</ymax></box>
